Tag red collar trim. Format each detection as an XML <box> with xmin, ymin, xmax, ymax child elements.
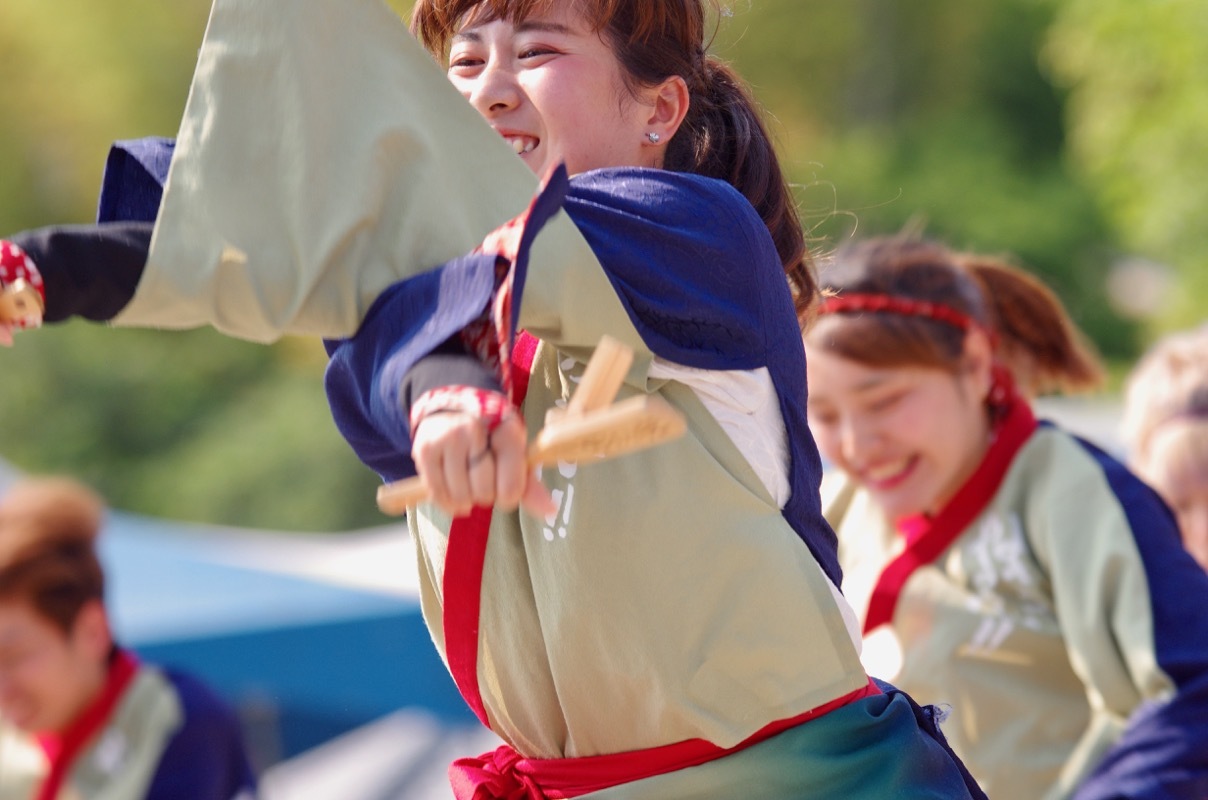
<box><xmin>862</xmin><ymin>397</ymin><xmax>1038</xmax><ymax>633</ymax></box>
<box><xmin>34</xmin><ymin>649</ymin><xmax>140</xmax><ymax>800</ymax></box>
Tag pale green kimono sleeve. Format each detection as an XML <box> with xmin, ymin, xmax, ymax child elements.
<box><xmin>118</xmin><ymin>0</ymin><xmax>623</xmax><ymax>352</ymax></box>
<box><xmin>1022</xmin><ymin>432</ymin><xmax>1176</xmax><ymax>798</ymax></box>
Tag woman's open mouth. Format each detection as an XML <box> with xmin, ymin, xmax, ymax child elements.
<box><xmin>506</xmin><ymin>135</ymin><xmax>538</xmax><ymax>155</ymax></box>
<box><xmin>862</xmin><ymin>455</ymin><xmax>917</xmax><ymax>491</ymax></box>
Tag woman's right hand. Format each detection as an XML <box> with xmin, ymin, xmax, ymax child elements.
<box><xmin>410</xmin><ymin>392</ymin><xmax>556</xmax><ymax>518</ymax></box>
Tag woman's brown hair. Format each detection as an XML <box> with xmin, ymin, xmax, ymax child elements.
<box><xmin>957</xmin><ymin>252</ymin><xmax>1104</xmax><ymax>397</ymax></box>
<box><xmin>807</xmin><ymin>236</ymin><xmax>1104</xmax><ymax>397</ymax></box>
<box><xmin>0</xmin><ymin>477</ymin><xmax>106</xmax><ymax>635</ymax></box>
<box><xmin>410</xmin><ymin>0</ymin><xmax>817</xmax><ymax>320</ymax></box>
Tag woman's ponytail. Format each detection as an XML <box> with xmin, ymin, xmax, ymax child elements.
<box><xmin>958</xmin><ymin>253</ymin><xmax>1104</xmax><ymax>397</ymax></box>
<box><xmin>665</xmin><ymin>55</ymin><xmax>816</xmax><ymax>322</ymax></box>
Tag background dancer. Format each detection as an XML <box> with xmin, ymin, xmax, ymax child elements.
<box><xmin>805</xmin><ymin>234</ymin><xmax>1208</xmax><ymax>799</ymax></box>
<box><xmin>0</xmin><ymin>476</ymin><xmax>256</xmax><ymax>800</ymax></box>
<box><xmin>1123</xmin><ymin>323</ymin><xmax>1208</xmax><ymax>571</ymax></box>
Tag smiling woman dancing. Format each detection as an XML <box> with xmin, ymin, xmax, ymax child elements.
<box><xmin>1</xmin><ymin>1</ymin><xmax>986</xmax><ymax>797</ymax></box>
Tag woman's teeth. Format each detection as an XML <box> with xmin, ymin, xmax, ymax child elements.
<box><xmin>865</xmin><ymin>458</ymin><xmax>912</xmax><ymax>483</ymax></box>
<box><xmin>511</xmin><ymin>136</ymin><xmax>536</xmax><ymax>155</ymax></box>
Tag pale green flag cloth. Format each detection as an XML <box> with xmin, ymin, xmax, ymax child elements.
<box><xmin>117</xmin><ymin>0</ymin><xmax>606</xmax><ymax>345</ymax></box>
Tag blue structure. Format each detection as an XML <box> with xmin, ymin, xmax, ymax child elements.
<box><xmin>98</xmin><ymin>512</ymin><xmax>477</xmax><ymax>766</ymax></box>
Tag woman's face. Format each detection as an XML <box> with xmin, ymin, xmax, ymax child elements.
<box><xmin>0</xmin><ymin>600</ymin><xmax>106</xmax><ymax>734</ymax></box>
<box><xmin>806</xmin><ymin>345</ymin><xmax>992</xmax><ymax>521</ymax></box>
<box><xmin>446</xmin><ymin>3</ymin><xmax>660</xmax><ymax>177</ymax></box>
<box><xmin>1139</xmin><ymin>422</ymin><xmax>1208</xmax><ymax>572</ymax></box>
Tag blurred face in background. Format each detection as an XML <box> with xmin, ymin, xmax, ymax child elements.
<box><xmin>1137</xmin><ymin>421</ymin><xmax>1208</xmax><ymax>572</ymax></box>
<box><xmin>806</xmin><ymin>338</ymin><xmax>993</xmax><ymax>521</ymax></box>
<box><xmin>0</xmin><ymin>599</ymin><xmax>108</xmax><ymax>734</ymax></box>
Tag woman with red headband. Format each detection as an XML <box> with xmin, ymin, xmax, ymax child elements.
<box><xmin>803</xmin><ymin>235</ymin><xmax>1208</xmax><ymax>799</ymax></box>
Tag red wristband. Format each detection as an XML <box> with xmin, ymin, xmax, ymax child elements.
<box><xmin>409</xmin><ymin>385</ymin><xmax>514</xmax><ymax>440</ymax></box>
<box><xmin>0</xmin><ymin>240</ymin><xmax>46</xmax><ymax>329</ymax></box>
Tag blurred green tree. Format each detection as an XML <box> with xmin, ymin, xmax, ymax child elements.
<box><xmin>0</xmin><ymin>0</ymin><xmax>1180</xmax><ymax>529</ymax></box>
<box><xmin>713</xmin><ymin>0</ymin><xmax>1130</xmax><ymax>358</ymax></box>
<box><xmin>1044</xmin><ymin>0</ymin><xmax>1208</xmax><ymax>335</ymax></box>
<box><xmin>0</xmin><ymin>0</ymin><xmax>384</xmax><ymax>530</ymax></box>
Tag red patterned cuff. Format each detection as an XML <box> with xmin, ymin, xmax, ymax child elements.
<box><xmin>409</xmin><ymin>385</ymin><xmax>513</xmax><ymax>440</ymax></box>
<box><xmin>0</xmin><ymin>240</ymin><xmax>46</xmax><ymax>329</ymax></box>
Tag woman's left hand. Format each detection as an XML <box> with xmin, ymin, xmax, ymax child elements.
<box><xmin>0</xmin><ymin>240</ymin><xmax>45</xmax><ymax>343</ymax></box>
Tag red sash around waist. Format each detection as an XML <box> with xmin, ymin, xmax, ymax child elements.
<box><xmin>448</xmin><ymin>679</ymin><xmax>881</xmax><ymax>800</ymax></box>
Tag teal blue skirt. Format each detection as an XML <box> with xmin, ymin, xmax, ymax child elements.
<box><xmin>584</xmin><ymin>682</ymin><xmax>986</xmax><ymax>799</ymax></box>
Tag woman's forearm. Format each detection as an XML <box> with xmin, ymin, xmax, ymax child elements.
<box><xmin>8</xmin><ymin>221</ymin><xmax>150</xmax><ymax>323</ymax></box>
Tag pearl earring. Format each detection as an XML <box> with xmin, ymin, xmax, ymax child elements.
<box><xmin>646</xmin><ymin>132</ymin><xmax>661</xmax><ymax>144</ymax></box>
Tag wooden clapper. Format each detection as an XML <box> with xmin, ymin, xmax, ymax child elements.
<box><xmin>376</xmin><ymin>336</ymin><xmax>687</xmax><ymax>515</ymax></box>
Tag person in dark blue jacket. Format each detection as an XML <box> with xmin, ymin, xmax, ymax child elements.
<box><xmin>0</xmin><ymin>475</ymin><xmax>256</xmax><ymax>800</ymax></box>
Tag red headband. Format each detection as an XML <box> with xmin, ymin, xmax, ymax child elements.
<box><xmin>817</xmin><ymin>291</ymin><xmax>1020</xmax><ymax>412</ymax></box>
<box><xmin>816</xmin><ymin>292</ymin><xmax>985</xmax><ymax>335</ymax></box>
